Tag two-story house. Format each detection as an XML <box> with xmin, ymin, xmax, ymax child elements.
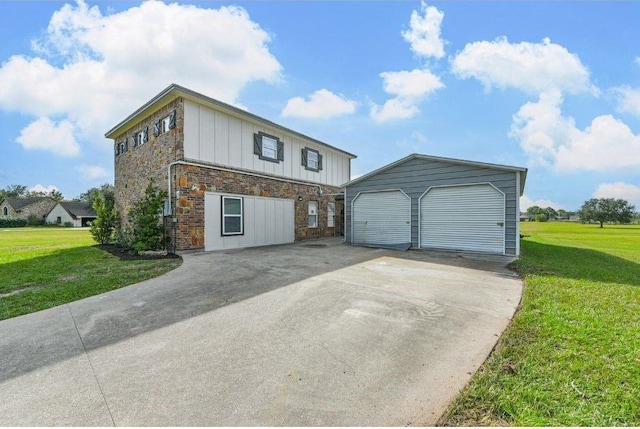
<box><xmin>106</xmin><ymin>84</ymin><xmax>356</xmax><ymax>252</ymax></box>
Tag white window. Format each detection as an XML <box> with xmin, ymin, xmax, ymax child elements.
<box><xmin>162</xmin><ymin>116</ymin><xmax>171</xmax><ymax>133</ymax></box>
<box><xmin>302</xmin><ymin>147</ymin><xmax>322</xmax><ymax>171</ymax></box>
<box><xmin>262</xmin><ymin>135</ymin><xmax>278</xmax><ymax>160</ymax></box>
<box><xmin>254</xmin><ymin>132</ymin><xmax>283</xmax><ymax>163</ymax></box>
<box><xmin>222</xmin><ymin>196</ymin><xmax>243</xmax><ymax>235</ymax></box>
<box><xmin>308</xmin><ymin>201</ymin><xmax>318</xmax><ymax>228</ymax></box>
<box><xmin>327</xmin><ymin>202</ymin><xmax>335</xmax><ymax>228</ymax></box>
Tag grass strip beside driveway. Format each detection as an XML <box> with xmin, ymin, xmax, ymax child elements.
<box><xmin>0</xmin><ymin>228</ymin><xmax>182</xmax><ymax>320</ymax></box>
<box><xmin>440</xmin><ymin>223</ymin><xmax>640</xmax><ymax>426</ymax></box>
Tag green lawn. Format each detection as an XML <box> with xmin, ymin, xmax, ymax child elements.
<box><xmin>0</xmin><ymin>228</ymin><xmax>182</xmax><ymax>320</ymax></box>
<box><xmin>440</xmin><ymin>222</ymin><xmax>640</xmax><ymax>426</ymax></box>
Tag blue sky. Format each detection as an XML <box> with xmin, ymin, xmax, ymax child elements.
<box><xmin>1</xmin><ymin>1</ymin><xmax>639</xmax><ymax>211</ymax></box>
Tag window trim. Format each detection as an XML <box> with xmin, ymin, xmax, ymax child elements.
<box><xmin>308</xmin><ymin>201</ymin><xmax>318</xmax><ymax>229</ymax></box>
<box><xmin>221</xmin><ymin>196</ymin><xmax>244</xmax><ymax>236</ymax></box>
<box><xmin>254</xmin><ymin>132</ymin><xmax>284</xmax><ymax>163</ymax></box>
<box><xmin>301</xmin><ymin>147</ymin><xmax>323</xmax><ymax>172</ymax></box>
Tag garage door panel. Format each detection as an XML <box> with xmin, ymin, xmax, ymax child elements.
<box><xmin>352</xmin><ymin>191</ymin><xmax>410</xmax><ymax>247</ymax></box>
<box><xmin>420</xmin><ymin>184</ymin><xmax>505</xmax><ymax>254</ymax></box>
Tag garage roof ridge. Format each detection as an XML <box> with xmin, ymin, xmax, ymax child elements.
<box><xmin>343</xmin><ymin>153</ymin><xmax>527</xmax><ymax>194</ymax></box>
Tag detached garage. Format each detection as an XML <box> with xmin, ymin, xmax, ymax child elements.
<box><xmin>344</xmin><ymin>154</ymin><xmax>527</xmax><ymax>256</ymax></box>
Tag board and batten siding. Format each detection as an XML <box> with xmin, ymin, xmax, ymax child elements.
<box><xmin>183</xmin><ymin>99</ymin><xmax>350</xmax><ymax>187</ymax></box>
<box><xmin>345</xmin><ymin>157</ymin><xmax>521</xmax><ymax>256</ymax></box>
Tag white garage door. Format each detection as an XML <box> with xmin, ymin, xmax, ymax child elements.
<box><xmin>205</xmin><ymin>192</ymin><xmax>294</xmax><ymax>251</ymax></box>
<box><xmin>420</xmin><ymin>184</ymin><xmax>505</xmax><ymax>254</ymax></box>
<box><xmin>352</xmin><ymin>190</ymin><xmax>411</xmax><ymax>248</ymax></box>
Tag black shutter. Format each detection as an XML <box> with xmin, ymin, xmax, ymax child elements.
<box><xmin>301</xmin><ymin>148</ymin><xmax>308</xmax><ymax>167</ymax></box>
<box><xmin>169</xmin><ymin>110</ymin><xmax>176</xmax><ymax>129</ymax></box>
<box><xmin>318</xmin><ymin>153</ymin><xmax>323</xmax><ymax>171</ymax></box>
<box><xmin>143</xmin><ymin>126</ymin><xmax>148</xmax><ymax>143</ymax></box>
<box><xmin>277</xmin><ymin>140</ymin><xmax>284</xmax><ymax>161</ymax></box>
<box><xmin>154</xmin><ymin>120</ymin><xmax>160</xmax><ymax>137</ymax></box>
<box><xmin>253</xmin><ymin>133</ymin><xmax>262</xmax><ymax>155</ymax></box>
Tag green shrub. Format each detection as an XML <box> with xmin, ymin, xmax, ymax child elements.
<box><xmin>535</xmin><ymin>213</ymin><xmax>548</xmax><ymax>222</ymax></box>
<box><xmin>63</xmin><ymin>221</ymin><xmax>74</xmax><ymax>227</ymax></box>
<box><xmin>90</xmin><ymin>193</ymin><xmax>118</xmax><ymax>245</ymax></box>
<box><xmin>0</xmin><ymin>216</ymin><xmax>28</xmax><ymax>228</ymax></box>
<box><xmin>129</xmin><ymin>179</ymin><xmax>168</xmax><ymax>252</ymax></box>
<box><xmin>27</xmin><ymin>214</ymin><xmax>44</xmax><ymax>226</ymax></box>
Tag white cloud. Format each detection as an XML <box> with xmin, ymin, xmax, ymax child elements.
<box><xmin>29</xmin><ymin>184</ymin><xmax>60</xmax><ymax>194</ymax></box>
<box><xmin>452</xmin><ymin>37</ymin><xmax>597</xmax><ymax>96</ymax></box>
<box><xmin>510</xmin><ymin>91</ymin><xmax>640</xmax><ymax>172</ymax></box>
<box><xmin>593</xmin><ymin>182</ymin><xmax>640</xmax><ymax>208</ymax></box>
<box><xmin>281</xmin><ymin>89</ymin><xmax>357</xmax><ymax>118</ymax></box>
<box><xmin>401</xmin><ymin>2</ymin><xmax>446</xmax><ymax>59</ymax></box>
<box><xmin>613</xmin><ymin>86</ymin><xmax>640</xmax><ymax>117</ymax></box>
<box><xmin>520</xmin><ymin>195</ymin><xmax>564</xmax><ymax>211</ymax></box>
<box><xmin>0</xmin><ymin>1</ymin><xmax>281</xmax><ymax>155</ymax></box>
<box><xmin>370</xmin><ymin>68</ymin><xmax>444</xmax><ymax>122</ymax></box>
<box><xmin>16</xmin><ymin>117</ymin><xmax>80</xmax><ymax>157</ymax></box>
<box><xmin>75</xmin><ymin>164</ymin><xmax>109</xmax><ymax>180</ymax></box>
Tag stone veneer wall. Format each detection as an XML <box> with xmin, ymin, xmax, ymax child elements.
<box><xmin>114</xmin><ymin>96</ymin><xmax>344</xmax><ymax>252</ymax></box>
<box><xmin>114</xmin><ymin>98</ymin><xmax>184</xmax><ymax>223</ymax></box>
<box><xmin>0</xmin><ymin>201</ymin><xmax>17</xmax><ymax>217</ymax></box>
<box><xmin>172</xmin><ymin>163</ymin><xmax>342</xmax><ymax>250</ymax></box>
<box><xmin>0</xmin><ymin>198</ymin><xmax>57</xmax><ymax>221</ymax></box>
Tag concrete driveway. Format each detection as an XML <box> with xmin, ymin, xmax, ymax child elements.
<box><xmin>0</xmin><ymin>238</ymin><xmax>522</xmax><ymax>426</ymax></box>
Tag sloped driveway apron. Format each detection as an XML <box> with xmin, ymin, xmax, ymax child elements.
<box><xmin>0</xmin><ymin>238</ymin><xmax>522</xmax><ymax>426</ymax></box>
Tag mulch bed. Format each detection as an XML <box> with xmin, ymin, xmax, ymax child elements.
<box><xmin>97</xmin><ymin>244</ymin><xmax>181</xmax><ymax>261</ymax></box>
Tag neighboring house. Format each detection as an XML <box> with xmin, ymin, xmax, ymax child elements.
<box><xmin>0</xmin><ymin>197</ymin><xmax>57</xmax><ymax>222</ymax></box>
<box><xmin>106</xmin><ymin>84</ymin><xmax>356</xmax><ymax>252</ymax></box>
<box><xmin>46</xmin><ymin>201</ymin><xmax>97</xmax><ymax>227</ymax></box>
<box><xmin>520</xmin><ymin>213</ymin><xmax>531</xmax><ymax>222</ymax></box>
<box><xmin>343</xmin><ymin>154</ymin><xmax>527</xmax><ymax>256</ymax></box>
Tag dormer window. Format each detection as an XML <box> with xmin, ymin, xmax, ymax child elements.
<box><xmin>254</xmin><ymin>132</ymin><xmax>284</xmax><ymax>163</ymax></box>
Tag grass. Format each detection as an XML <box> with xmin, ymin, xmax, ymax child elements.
<box><xmin>0</xmin><ymin>228</ymin><xmax>182</xmax><ymax>320</ymax></box>
<box><xmin>440</xmin><ymin>222</ymin><xmax>640</xmax><ymax>426</ymax></box>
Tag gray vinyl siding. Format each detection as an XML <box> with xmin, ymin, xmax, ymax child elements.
<box><xmin>345</xmin><ymin>157</ymin><xmax>520</xmax><ymax>255</ymax></box>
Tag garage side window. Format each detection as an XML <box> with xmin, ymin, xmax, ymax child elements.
<box><xmin>308</xmin><ymin>201</ymin><xmax>318</xmax><ymax>228</ymax></box>
<box><xmin>222</xmin><ymin>196</ymin><xmax>243</xmax><ymax>236</ymax></box>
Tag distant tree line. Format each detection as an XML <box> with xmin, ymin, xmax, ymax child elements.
<box><xmin>0</xmin><ymin>184</ymin><xmax>64</xmax><ymax>202</ymax></box>
<box><xmin>525</xmin><ymin>198</ymin><xmax>637</xmax><ymax>227</ymax></box>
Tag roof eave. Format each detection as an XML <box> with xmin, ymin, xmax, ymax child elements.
<box><xmin>105</xmin><ymin>83</ymin><xmax>357</xmax><ymax>159</ymax></box>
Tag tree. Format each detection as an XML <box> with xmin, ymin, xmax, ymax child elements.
<box><xmin>578</xmin><ymin>198</ymin><xmax>636</xmax><ymax>228</ymax></box>
<box><xmin>78</xmin><ymin>184</ymin><xmax>115</xmax><ymax>207</ymax></box>
<box><xmin>25</xmin><ymin>188</ymin><xmax>64</xmax><ymax>201</ymax></box>
<box><xmin>543</xmin><ymin>206</ymin><xmax>558</xmax><ymax>220</ymax></box>
<box><xmin>90</xmin><ymin>193</ymin><xmax>118</xmax><ymax>245</ymax></box>
<box><xmin>557</xmin><ymin>209</ymin><xmax>569</xmax><ymax>220</ymax></box>
<box><xmin>128</xmin><ymin>179</ymin><xmax>168</xmax><ymax>252</ymax></box>
<box><xmin>0</xmin><ymin>184</ymin><xmax>28</xmax><ymax>200</ymax></box>
<box><xmin>526</xmin><ymin>205</ymin><xmax>543</xmax><ymax>218</ymax></box>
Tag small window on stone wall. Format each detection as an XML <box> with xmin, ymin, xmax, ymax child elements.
<box><xmin>155</xmin><ymin>110</ymin><xmax>177</xmax><ymax>137</ymax></box>
<box><xmin>308</xmin><ymin>201</ymin><xmax>318</xmax><ymax>228</ymax></box>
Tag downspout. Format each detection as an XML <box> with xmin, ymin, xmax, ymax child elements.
<box><xmin>167</xmin><ymin>159</ymin><xmax>325</xmax><ymax>215</ymax></box>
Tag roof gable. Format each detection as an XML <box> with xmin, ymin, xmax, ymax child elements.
<box><xmin>3</xmin><ymin>197</ymin><xmax>55</xmax><ymax>211</ymax></box>
<box><xmin>344</xmin><ymin>153</ymin><xmax>528</xmax><ymax>195</ymax></box>
<box><xmin>57</xmin><ymin>201</ymin><xmax>97</xmax><ymax>218</ymax></box>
